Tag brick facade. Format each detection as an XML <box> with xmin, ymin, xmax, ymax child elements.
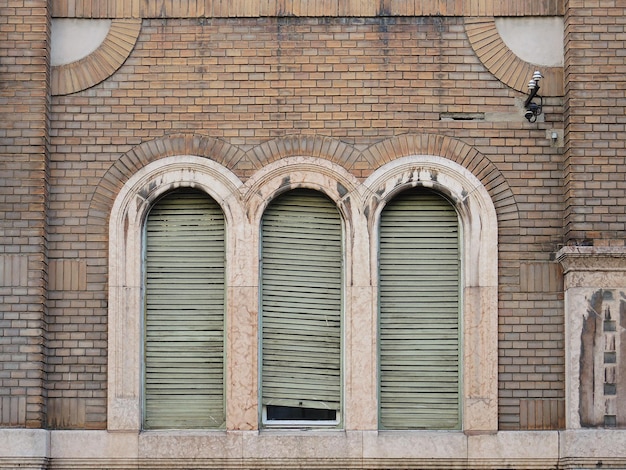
<box><xmin>0</xmin><ymin>0</ymin><xmax>50</xmax><ymax>428</ymax></box>
<box><xmin>1</xmin><ymin>0</ymin><xmax>625</xmax><ymax>468</ymax></box>
<box><xmin>44</xmin><ymin>13</ymin><xmax>567</xmax><ymax>431</ymax></box>
<box><xmin>564</xmin><ymin>0</ymin><xmax>626</xmax><ymax>245</ymax></box>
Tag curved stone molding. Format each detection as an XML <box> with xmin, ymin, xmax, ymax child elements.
<box><xmin>51</xmin><ymin>19</ymin><xmax>141</xmax><ymax>96</ymax></box>
<box><xmin>242</xmin><ymin>156</ymin><xmax>364</xmax><ymax>219</ymax></box>
<box><xmin>108</xmin><ymin>156</ymin><xmax>247</xmax><ymax>431</ymax></box>
<box><xmin>88</xmin><ymin>134</ymin><xmax>246</xmax><ymax>229</ymax></box>
<box><xmin>361</xmin><ymin>133</ymin><xmax>519</xmax><ymax>230</ymax></box>
<box><xmin>248</xmin><ymin>135</ymin><xmax>362</xmax><ymax>171</ymax></box>
<box><xmin>89</xmin><ymin>133</ymin><xmax>519</xmax><ymax>235</ymax></box>
<box><xmin>465</xmin><ymin>17</ymin><xmax>564</xmax><ymax>96</ymax></box>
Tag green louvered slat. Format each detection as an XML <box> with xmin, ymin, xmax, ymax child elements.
<box><xmin>261</xmin><ymin>189</ymin><xmax>342</xmax><ymax>413</ymax></box>
<box><xmin>144</xmin><ymin>190</ymin><xmax>225</xmax><ymax>430</ymax></box>
<box><xmin>379</xmin><ymin>189</ymin><xmax>461</xmax><ymax>430</ymax></box>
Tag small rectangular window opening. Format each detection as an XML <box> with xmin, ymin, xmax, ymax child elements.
<box><xmin>263</xmin><ymin>405</ymin><xmax>339</xmax><ymax>427</ymax></box>
<box><xmin>439</xmin><ymin>112</ymin><xmax>485</xmax><ymax>121</ymax></box>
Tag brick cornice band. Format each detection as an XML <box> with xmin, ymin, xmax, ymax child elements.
<box><xmin>51</xmin><ymin>0</ymin><xmax>563</xmax><ymax>19</ymax></box>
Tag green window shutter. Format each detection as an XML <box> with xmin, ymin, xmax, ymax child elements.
<box><xmin>261</xmin><ymin>189</ymin><xmax>342</xmax><ymax>417</ymax></box>
<box><xmin>379</xmin><ymin>189</ymin><xmax>461</xmax><ymax>430</ymax></box>
<box><xmin>144</xmin><ymin>190</ymin><xmax>225</xmax><ymax>430</ymax></box>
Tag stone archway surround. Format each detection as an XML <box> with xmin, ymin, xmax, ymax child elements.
<box><xmin>106</xmin><ymin>139</ymin><xmax>501</xmax><ymax>441</ymax></box>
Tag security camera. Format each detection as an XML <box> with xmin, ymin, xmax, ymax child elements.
<box><xmin>523</xmin><ymin>71</ymin><xmax>544</xmax><ymax>122</ymax></box>
<box><xmin>524</xmin><ymin>102</ymin><xmax>541</xmax><ymax>122</ymax></box>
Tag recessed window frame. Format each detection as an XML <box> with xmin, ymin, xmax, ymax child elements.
<box><xmin>259</xmin><ymin>188</ymin><xmax>345</xmax><ymax>429</ymax></box>
<box><xmin>107</xmin><ymin>152</ymin><xmax>498</xmax><ymax>435</ymax></box>
<box><xmin>363</xmin><ymin>155</ymin><xmax>499</xmax><ymax>433</ymax></box>
<box><xmin>377</xmin><ymin>188</ymin><xmax>464</xmax><ymax>430</ymax></box>
<box><xmin>107</xmin><ymin>156</ymin><xmax>244</xmax><ymax>432</ymax></box>
<box><xmin>141</xmin><ymin>188</ymin><xmax>227</xmax><ymax>430</ymax></box>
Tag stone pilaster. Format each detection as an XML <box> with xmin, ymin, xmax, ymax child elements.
<box><xmin>557</xmin><ymin>247</ymin><xmax>626</xmax><ymax>428</ymax></box>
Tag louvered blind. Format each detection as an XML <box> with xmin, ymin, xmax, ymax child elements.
<box><xmin>379</xmin><ymin>189</ymin><xmax>461</xmax><ymax>430</ymax></box>
<box><xmin>261</xmin><ymin>189</ymin><xmax>342</xmax><ymax>414</ymax></box>
<box><xmin>144</xmin><ymin>190</ymin><xmax>225</xmax><ymax>430</ymax></box>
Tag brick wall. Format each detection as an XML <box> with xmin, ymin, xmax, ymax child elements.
<box><xmin>0</xmin><ymin>0</ymin><xmax>50</xmax><ymax>427</ymax></box>
<box><xmin>564</xmin><ymin>0</ymin><xmax>626</xmax><ymax>246</ymax></box>
<box><xmin>43</xmin><ymin>15</ymin><xmax>567</xmax><ymax>429</ymax></box>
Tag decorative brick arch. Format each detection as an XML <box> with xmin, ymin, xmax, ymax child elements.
<box><xmin>464</xmin><ymin>17</ymin><xmax>564</xmax><ymax>96</ymax></box>
<box><xmin>90</xmin><ymin>132</ymin><xmax>519</xmax><ymax>236</ymax></box>
<box><xmin>361</xmin><ymin>133</ymin><xmax>520</xmax><ymax>233</ymax></box>
<box><xmin>95</xmin><ymin>131</ymin><xmax>520</xmax><ymax>433</ymax></box>
<box><xmin>247</xmin><ymin>135</ymin><xmax>362</xmax><ymax>171</ymax></box>
<box><xmin>51</xmin><ymin>19</ymin><xmax>142</xmax><ymax>96</ymax></box>
<box><xmin>87</xmin><ymin>134</ymin><xmax>247</xmax><ymax>229</ymax></box>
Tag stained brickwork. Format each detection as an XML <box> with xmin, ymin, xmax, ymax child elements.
<box><xmin>0</xmin><ymin>0</ymin><xmax>50</xmax><ymax>427</ymax></box>
<box><xmin>50</xmin><ymin>0</ymin><xmax>564</xmax><ymax>19</ymax></box>
<box><xmin>564</xmin><ymin>0</ymin><xmax>626</xmax><ymax>245</ymax></box>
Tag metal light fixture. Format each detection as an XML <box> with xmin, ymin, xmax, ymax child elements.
<box><xmin>524</xmin><ymin>70</ymin><xmax>543</xmax><ymax>122</ymax></box>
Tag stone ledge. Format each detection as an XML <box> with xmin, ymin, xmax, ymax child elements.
<box><xmin>556</xmin><ymin>246</ymin><xmax>626</xmax><ymax>273</ymax></box>
<box><xmin>3</xmin><ymin>429</ymin><xmax>626</xmax><ymax>469</ymax></box>
<box><xmin>0</xmin><ymin>429</ymin><xmax>49</xmax><ymax>458</ymax></box>
<box><xmin>0</xmin><ymin>430</ymin><xmax>556</xmax><ymax>469</ymax></box>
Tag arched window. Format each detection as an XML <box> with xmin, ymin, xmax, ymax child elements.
<box><xmin>260</xmin><ymin>189</ymin><xmax>343</xmax><ymax>426</ymax></box>
<box><xmin>378</xmin><ymin>188</ymin><xmax>461</xmax><ymax>430</ymax></box>
<box><xmin>143</xmin><ymin>189</ymin><xmax>226</xmax><ymax>430</ymax></box>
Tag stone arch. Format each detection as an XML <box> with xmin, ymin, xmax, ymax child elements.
<box><xmin>363</xmin><ymin>154</ymin><xmax>500</xmax><ymax>432</ymax></box>
<box><xmin>87</xmin><ymin>134</ymin><xmax>247</xmax><ymax>230</ymax></box>
<box><xmin>107</xmin><ymin>155</ymin><xmax>245</xmax><ymax>431</ymax></box>
<box><xmin>361</xmin><ymin>133</ymin><xmax>520</xmax><ymax>233</ymax></box>
<box><xmin>242</xmin><ymin>155</ymin><xmax>363</xmax><ymax>226</ymax></box>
